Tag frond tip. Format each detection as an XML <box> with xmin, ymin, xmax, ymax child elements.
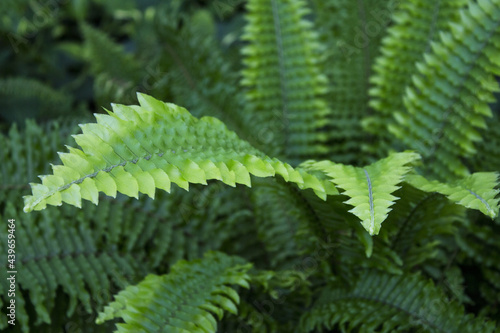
<box><xmin>23</xmin><ymin>93</ymin><xmax>338</xmax><ymax>213</ymax></box>
<box><xmin>96</xmin><ymin>251</ymin><xmax>252</xmax><ymax>332</ymax></box>
<box><xmin>301</xmin><ymin>152</ymin><xmax>421</xmax><ymax>235</ymax></box>
<box><xmin>406</xmin><ymin>172</ymin><xmax>500</xmax><ymax>219</ymax></box>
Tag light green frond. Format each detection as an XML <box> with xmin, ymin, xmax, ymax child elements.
<box><xmin>300</xmin><ymin>269</ymin><xmax>498</xmax><ymax>333</ymax></box>
<box><xmin>405</xmin><ymin>173</ymin><xmax>500</xmax><ymax>218</ymax></box>
<box><xmin>301</xmin><ymin>152</ymin><xmax>421</xmax><ymax>235</ymax></box>
<box><xmin>241</xmin><ymin>0</ymin><xmax>330</xmax><ymax>161</ymax></box>
<box><xmin>23</xmin><ymin>93</ymin><xmax>338</xmax><ymax>213</ymax></box>
<box><xmin>96</xmin><ymin>251</ymin><xmax>252</xmax><ymax>332</ymax></box>
<box><xmin>387</xmin><ymin>0</ymin><xmax>500</xmax><ymax>179</ymax></box>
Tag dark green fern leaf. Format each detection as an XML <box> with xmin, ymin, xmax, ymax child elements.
<box><xmin>470</xmin><ymin>113</ymin><xmax>500</xmax><ymax>172</ymax></box>
<box><xmin>0</xmin><ymin>77</ymin><xmax>76</xmax><ymax>123</ymax></box>
<box><xmin>312</xmin><ymin>0</ymin><xmax>392</xmax><ymax>164</ymax></box>
<box><xmin>81</xmin><ymin>23</ymin><xmax>142</xmax><ymax>107</ymax></box>
<box><xmin>367</xmin><ymin>0</ymin><xmax>466</xmax><ymax>156</ymax></box>
<box><xmin>300</xmin><ymin>269</ymin><xmax>498</xmax><ymax>333</ymax></box>
<box><xmin>241</xmin><ymin>0</ymin><xmax>330</xmax><ymax>161</ymax></box>
<box><xmin>385</xmin><ymin>184</ymin><xmax>464</xmax><ymax>269</ymax></box>
<box><xmin>386</xmin><ymin>0</ymin><xmax>500</xmax><ymax>180</ymax></box>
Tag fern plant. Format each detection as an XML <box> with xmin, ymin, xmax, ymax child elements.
<box><xmin>2</xmin><ymin>0</ymin><xmax>500</xmax><ymax>332</ymax></box>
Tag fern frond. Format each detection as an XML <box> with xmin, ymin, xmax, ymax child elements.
<box><xmin>251</xmin><ymin>178</ymin><xmax>304</xmax><ymax>268</ymax></box>
<box><xmin>0</xmin><ymin>200</ymin><xmax>145</xmax><ymax>332</ymax></box>
<box><xmin>455</xmin><ymin>215</ymin><xmax>500</xmax><ymax>318</ymax></box>
<box><xmin>386</xmin><ymin>0</ymin><xmax>500</xmax><ymax>179</ymax></box>
<box><xmin>312</xmin><ymin>0</ymin><xmax>391</xmax><ymax>164</ymax></box>
<box><xmin>385</xmin><ymin>184</ymin><xmax>464</xmax><ymax>269</ymax></box>
<box><xmin>96</xmin><ymin>251</ymin><xmax>252</xmax><ymax>332</ymax></box>
<box><xmin>241</xmin><ymin>0</ymin><xmax>330</xmax><ymax>161</ymax></box>
<box><xmin>367</xmin><ymin>0</ymin><xmax>466</xmax><ymax>155</ymax></box>
<box><xmin>295</xmin><ymin>191</ymin><xmax>404</xmax><ymax>275</ymax></box>
<box><xmin>219</xmin><ymin>300</ymin><xmax>279</xmax><ymax>333</ymax></box>
<box><xmin>300</xmin><ymin>269</ymin><xmax>498</xmax><ymax>333</ymax></box>
<box><xmin>23</xmin><ymin>94</ymin><xmax>338</xmax><ymax>213</ymax></box>
<box><xmin>153</xmin><ymin>7</ymin><xmax>253</xmax><ymax>147</ymax></box>
<box><xmin>81</xmin><ymin>23</ymin><xmax>142</xmax><ymax>106</ymax></box>
<box><xmin>301</xmin><ymin>152</ymin><xmax>421</xmax><ymax>235</ymax></box>
<box><xmin>0</xmin><ymin>77</ymin><xmax>75</xmax><ymax>122</ymax></box>
<box><xmin>405</xmin><ymin>173</ymin><xmax>500</xmax><ymax>218</ymax></box>
<box><xmin>457</xmin><ymin>216</ymin><xmax>500</xmax><ymax>271</ymax></box>
<box><xmin>1</xmin><ymin>119</ymin><xmax>261</xmax><ymax>332</ymax></box>
<box><xmin>471</xmin><ymin>113</ymin><xmax>500</xmax><ymax>172</ymax></box>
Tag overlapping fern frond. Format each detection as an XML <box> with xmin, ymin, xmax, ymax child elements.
<box><xmin>0</xmin><ymin>77</ymin><xmax>76</xmax><ymax>123</ymax></box>
<box><xmin>251</xmin><ymin>178</ymin><xmax>304</xmax><ymax>268</ymax></box>
<box><xmin>382</xmin><ymin>0</ymin><xmax>500</xmax><ymax>179</ymax></box>
<box><xmin>313</xmin><ymin>0</ymin><xmax>391</xmax><ymax>164</ymax></box>
<box><xmin>367</xmin><ymin>0</ymin><xmax>467</xmax><ymax>156</ymax></box>
<box><xmin>81</xmin><ymin>23</ymin><xmax>143</xmax><ymax>107</ymax></box>
<box><xmin>384</xmin><ymin>184</ymin><xmax>464</xmax><ymax>270</ymax></box>
<box><xmin>96</xmin><ymin>251</ymin><xmax>252</xmax><ymax>332</ymax></box>
<box><xmin>301</xmin><ymin>269</ymin><xmax>498</xmax><ymax>333</ymax></box>
<box><xmin>241</xmin><ymin>0</ymin><xmax>330</xmax><ymax>161</ymax></box>
<box><xmin>406</xmin><ymin>173</ymin><xmax>500</xmax><ymax>218</ymax></box>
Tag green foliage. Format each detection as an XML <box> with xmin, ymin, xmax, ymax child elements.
<box><xmin>81</xmin><ymin>23</ymin><xmax>142</xmax><ymax>107</ymax></box>
<box><xmin>367</xmin><ymin>0</ymin><xmax>467</xmax><ymax>157</ymax></box>
<box><xmin>313</xmin><ymin>0</ymin><xmax>391</xmax><ymax>164</ymax></box>
<box><xmin>23</xmin><ymin>93</ymin><xmax>338</xmax><ymax>213</ymax></box>
<box><xmin>0</xmin><ymin>77</ymin><xmax>76</xmax><ymax>123</ymax></box>
<box><xmin>241</xmin><ymin>0</ymin><xmax>329</xmax><ymax>161</ymax></box>
<box><xmin>300</xmin><ymin>269</ymin><xmax>497</xmax><ymax>333</ymax></box>
<box><xmin>96</xmin><ymin>251</ymin><xmax>252</xmax><ymax>332</ymax></box>
<box><xmin>301</xmin><ymin>152</ymin><xmax>420</xmax><ymax>235</ymax></box>
<box><xmin>406</xmin><ymin>173</ymin><xmax>500</xmax><ymax>218</ymax></box>
<box><xmin>375</xmin><ymin>0</ymin><xmax>500</xmax><ymax>180</ymax></box>
<box><xmin>2</xmin><ymin>0</ymin><xmax>500</xmax><ymax>332</ymax></box>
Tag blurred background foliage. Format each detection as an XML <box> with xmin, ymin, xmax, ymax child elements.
<box><xmin>1</xmin><ymin>0</ymin><xmax>500</xmax><ymax>332</ymax></box>
<box><xmin>0</xmin><ymin>0</ymin><xmax>246</xmax><ymax>127</ymax></box>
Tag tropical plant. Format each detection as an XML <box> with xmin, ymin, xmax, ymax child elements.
<box><xmin>2</xmin><ymin>0</ymin><xmax>500</xmax><ymax>332</ymax></box>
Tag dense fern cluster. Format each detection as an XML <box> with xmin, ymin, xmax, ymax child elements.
<box><xmin>1</xmin><ymin>0</ymin><xmax>500</xmax><ymax>332</ymax></box>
